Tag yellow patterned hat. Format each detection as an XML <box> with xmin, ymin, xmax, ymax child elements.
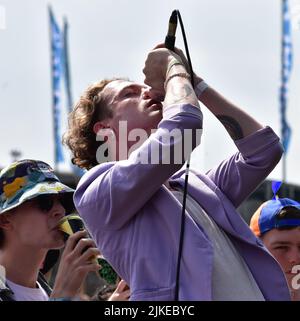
<box><xmin>0</xmin><ymin>159</ymin><xmax>74</xmax><ymax>214</ymax></box>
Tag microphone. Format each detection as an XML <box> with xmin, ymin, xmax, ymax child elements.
<box><xmin>165</xmin><ymin>10</ymin><xmax>178</xmax><ymax>51</ymax></box>
<box><xmin>58</xmin><ymin>214</ymin><xmax>118</xmax><ymax>285</ymax></box>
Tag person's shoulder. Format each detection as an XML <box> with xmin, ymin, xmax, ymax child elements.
<box><xmin>74</xmin><ymin>161</ymin><xmax>117</xmax><ymax>204</ymax></box>
<box><xmin>78</xmin><ymin>162</ymin><xmax>116</xmax><ymax>186</ymax></box>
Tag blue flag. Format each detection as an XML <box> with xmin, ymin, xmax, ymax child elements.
<box><xmin>280</xmin><ymin>0</ymin><xmax>293</xmax><ymax>153</ymax></box>
<box><xmin>49</xmin><ymin>7</ymin><xmax>64</xmax><ymax>165</ymax></box>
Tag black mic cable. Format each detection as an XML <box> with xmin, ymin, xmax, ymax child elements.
<box><xmin>164</xmin><ymin>9</ymin><xmax>195</xmax><ymax>301</ymax></box>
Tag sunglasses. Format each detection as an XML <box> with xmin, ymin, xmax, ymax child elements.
<box><xmin>31</xmin><ymin>194</ymin><xmax>63</xmax><ymax>212</ymax></box>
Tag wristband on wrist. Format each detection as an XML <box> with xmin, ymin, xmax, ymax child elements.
<box><xmin>195</xmin><ymin>80</ymin><xmax>209</xmax><ymax>98</ymax></box>
<box><xmin>164</xmin><ymin>72</ymin><xmax>191</xmax><ymax>90</ymax></box>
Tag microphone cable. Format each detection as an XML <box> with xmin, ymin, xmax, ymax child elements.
<box><xmin>165</xmin><ymin>9</ymin><xmax>196</xmax><ymax>301</ymax></box>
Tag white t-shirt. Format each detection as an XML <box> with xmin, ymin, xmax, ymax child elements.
<box><xmin>6</xmin><ymin>279</ymin><xmax>49</xmax><ymax>301</ymax></box>
<box><xmin>172</xmin><ymin>189</ymin><xmax>265</xmax><ymax>301</ymax></box>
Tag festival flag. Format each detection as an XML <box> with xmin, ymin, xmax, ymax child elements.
<box><xmin>280</xmin><ymin>0</ymin><xmax>293</xmax><ymax>153</ymax></box>
<box><xmin>49</xmin><ymin>7</ymin><xmax>64</xmax><ymax>165</ymax></box>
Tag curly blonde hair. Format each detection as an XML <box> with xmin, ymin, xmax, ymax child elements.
<box><xmin>64</xmin><ymin>78</ymin><xmax>123</xmax><ymax>170</ymax></box>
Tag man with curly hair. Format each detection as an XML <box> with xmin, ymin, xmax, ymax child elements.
<box><xmin>64</xmin><ymin>45</ymin><xmax>290</xmax><ymax>300</ymax></box>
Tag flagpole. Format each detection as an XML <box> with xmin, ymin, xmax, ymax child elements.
<box><xmin>280</xmin><ymin>0</ymin><xmax>293</xmax><ymax>184</ymax></box>
<box><xmin>62</xmin><ymin>17</ymin><xmax>85</xmax><ymax>178</ymax></box>
<box><xmin>63</xmin><ymin>17</ymin><xmax>73</xmax><ymax>112</ymax></box>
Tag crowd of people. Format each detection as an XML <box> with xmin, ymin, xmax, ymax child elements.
<box><xmin>0</xmin><ymin>43</ymin><xmax>299</xmax><ymax>301</ymax></box>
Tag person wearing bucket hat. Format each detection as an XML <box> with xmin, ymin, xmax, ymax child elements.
<box><xmin>250</xmin><ymin>198</ymin><xmax>300</xmax><ymax>301</ymax></box>
<box><xmin>0</xmin><ymin>159</ymin><xmax>101</xmax><ymax>301</ymax></box>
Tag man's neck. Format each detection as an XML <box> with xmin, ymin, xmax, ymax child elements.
<box><xmin>0</xmin><ymin>246</ymin><xmax>47</xmax><ymax>288</ymax></box>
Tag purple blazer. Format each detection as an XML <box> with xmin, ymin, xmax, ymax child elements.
<box><xmin>74</xmin><ymin>103</ymin><xmax>290</xmax><ymax>301</ymax></box>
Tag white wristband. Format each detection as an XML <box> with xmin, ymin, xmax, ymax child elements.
<box><xmin>195</xmin><ymin>80</ymin><xmax>209</xmax><ymax>98</ymax></box>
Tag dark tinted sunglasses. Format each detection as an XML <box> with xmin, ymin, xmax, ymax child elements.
<box><xmin>31</xmin><ymin>194</ymin><xmax>63</xmax><ymax>212</ymax></box>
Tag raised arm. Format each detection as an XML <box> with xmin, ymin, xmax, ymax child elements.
<box><xmin>194</xmin><ymin>75</ymin><xmax>263</xmax><ymax>140</ymax></box>
<box><xmin>192</xmin><ymin>76</ymin><xmax>283</xmax><ymax>206</ymax></box>
<box><xmin>193</xmin><ymin>75</ymin><xmax>283</xmax><ymax>207</ymax></box>
<box><xmin>168</xmin><ymin>44</ymin><xmax>263</xmax><ymax>140</ymax></box>
<box><xmin>170</xmin><ymin>45</ymin><xmax>283</xmax><ymax>206</ymax></box>
<box><xmin>206</xmin><ymin>127</ymin><xmax>283</xmax><ymax>207</ymax></box>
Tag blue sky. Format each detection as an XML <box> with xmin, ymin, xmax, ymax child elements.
<box><xmin>0</xmin><ymin>0</ymin><xmax>300</xmax><ymax>184</ymax></box>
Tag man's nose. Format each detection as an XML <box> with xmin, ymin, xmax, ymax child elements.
<box><xmin>142</xmin><ymin>87</ymin><xmax>152</xmax><ymax>99</ymax></box>
<box><xmin>288</xmin><ymin>247</ymin><xmax>300</xmax><ymax>265</ymax></box>
<box><xmin>51</xmin><ymin>199</ymin><xmax>66</xmax><ymax>219</ymax></box>
<box><xmin>142</xmin><ymin>87</ymin><xmax>164</xmax><ymax>101</ymax></box>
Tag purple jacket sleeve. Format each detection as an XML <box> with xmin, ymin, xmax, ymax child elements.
<box><xmin>206</xmin><ymin>126</ymin><xmax>283</xmax><ymax>208</ymax></box>
<box><xmin>74</xmin><ymin>104</ymin><xmax>203</xmax><ymax>230</ymax></box>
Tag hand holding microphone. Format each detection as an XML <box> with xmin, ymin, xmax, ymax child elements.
<box><xmin>143</xmin><ymin>10</ymin><xmax>188</xmax><ymax>93</ymax></box>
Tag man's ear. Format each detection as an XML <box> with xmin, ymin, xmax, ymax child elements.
<box><xmin>0</xmin><ymin>213</ymin><xmax>13</xmax><ymax>231</ymax></box>
<box><xmin>93</xmin><ymin>121</ymin><xmax>110</xmax><ymax>135</ymax></box>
